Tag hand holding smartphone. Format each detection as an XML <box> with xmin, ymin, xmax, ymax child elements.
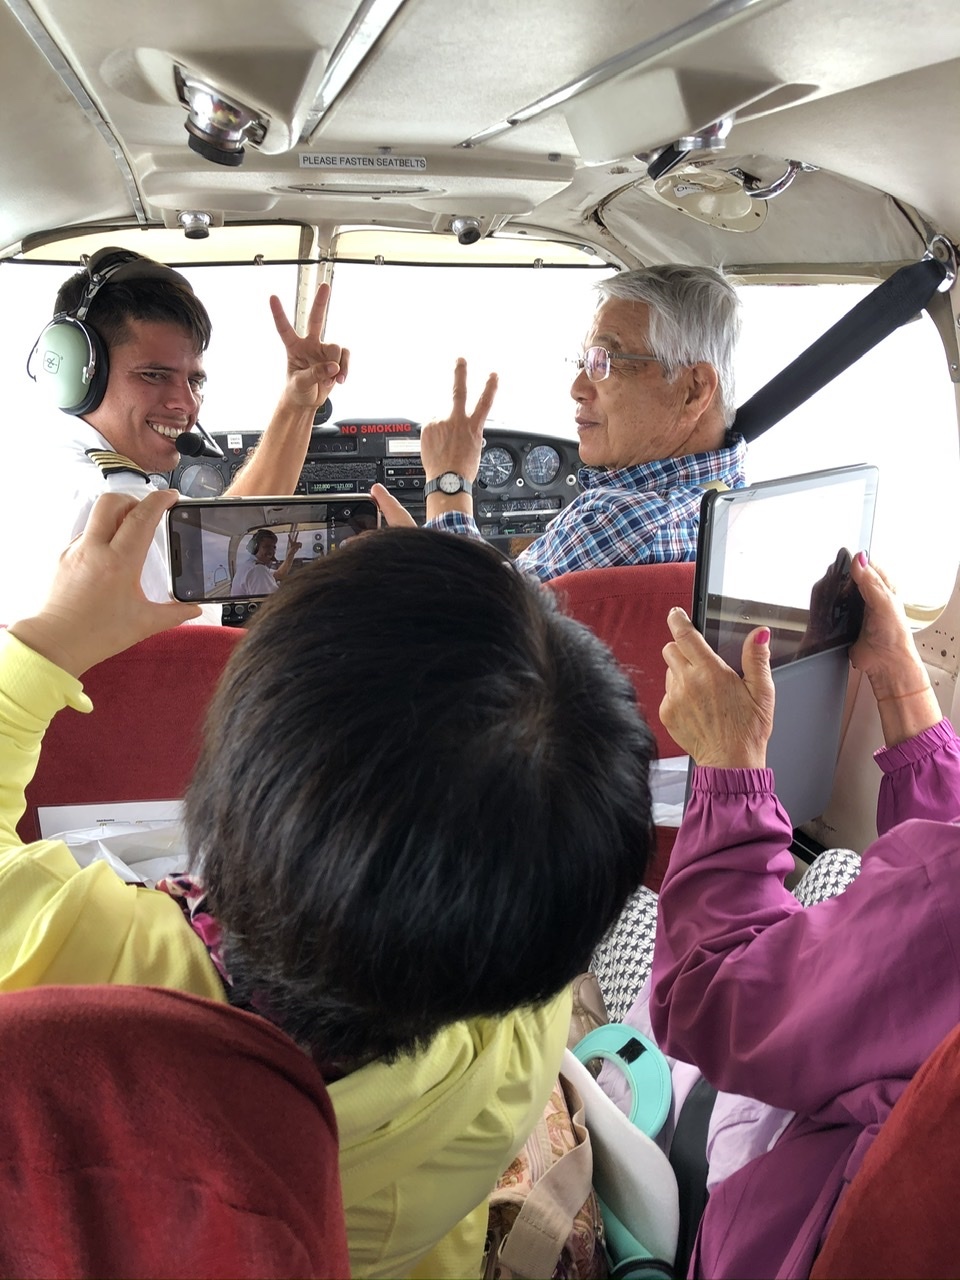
<box><xmin>167</xmin><ymin>495</ymin><xmax>380</xmax><ymax>602</ymax></box>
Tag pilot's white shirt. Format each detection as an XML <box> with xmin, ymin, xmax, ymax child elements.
<box><xmin>230</xmin><ymin>560</ymin><xmax>279</xmax><ymax>598</ymax></box>
<box><xmin>16</xmin><ymin>411</ymin><xmax>219</xmax><ymax>625</ymax></box>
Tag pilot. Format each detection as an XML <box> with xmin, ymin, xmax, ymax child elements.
<box><xmin>17</xmin><ymin>246</ymin><xmax>348</xmax><ymax>622</ymax></box>
<box><xmin>230</xmin><ymin>528</ymin><xmax>301</xmax><ymax>597</ymax></box>
<box><xmin>374</xmin><ymin>264</ymin><xmax>746</xmax><ymax>580</ymax></box>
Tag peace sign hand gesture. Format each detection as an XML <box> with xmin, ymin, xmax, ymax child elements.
<box><xmin>270</xmin><ymin>281</ymin><xmax>350</xmax><ymax>411</ymax></box>
<box><xmin>420</xmin><ymin>357</ymin><xmax>499</xmax><ymax>483</ymax></box>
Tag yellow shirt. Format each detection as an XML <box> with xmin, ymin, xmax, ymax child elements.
<box><xmin>0</xmin><ymin>628</ymin><xmax>570</xmax><ymax>1279</ymax></box>
<box><xmin>0</xmin><ymin>631</ymin><xmax>224</xmax><ymax>998</ymax></box>
<box><xmin>333</xmin><ymin>989</ymin><xmax>570</xmax><ymax>1279</ymax></box>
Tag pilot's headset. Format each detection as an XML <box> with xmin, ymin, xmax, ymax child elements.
<box><xmin>26</xmin><ymin>247</ymin><xmax>197</xmax><ymax>416</ymax></box>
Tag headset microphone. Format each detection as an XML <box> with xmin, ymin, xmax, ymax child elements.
<box><xmin>175</xmin><ymin>424</ymin><xmax>225</xmax><ymax>460</ymax></box>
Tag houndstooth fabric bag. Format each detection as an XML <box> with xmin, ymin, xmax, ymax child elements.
<box><xmin>591</xmin><ymin>850</ymin><xmax>863</xmax><ymax>1019</ymax></box>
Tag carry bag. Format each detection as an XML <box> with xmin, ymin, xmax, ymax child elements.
<box><xmin>567</xmin><ymin>972</ymin><xmax>609</xmax><ymax>1050</ymax></box>
<box><xmin>561</xmin><ymin>1051</ymin><xmax>678</xmax><ymax>1280</ymax></box>
<box><xmin>482</xmin><ymin>1073</ymin><xmax>608</xmax><ymax>1279</ymax></box>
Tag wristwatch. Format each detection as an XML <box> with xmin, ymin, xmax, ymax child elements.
<box><xmin>424</xmin><ymin>471</ymin><xmax>473</xmax><ymax>497</ymax></box>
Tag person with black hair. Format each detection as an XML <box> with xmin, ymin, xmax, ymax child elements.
<box><xmin>15</xmin><ymin>247</ymin><xmax>347</xmax><ymax>621</ymax></box>
<box><xmin>0</xmin><ymin>489</ymin><xmax>656</xmax><ymax>1278</ymax></box>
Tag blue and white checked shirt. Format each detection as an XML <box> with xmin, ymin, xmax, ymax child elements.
<box><xmin>427</xmin><ymin>435</ymin><xmax>747</xmax><ymax>582</ymax></box>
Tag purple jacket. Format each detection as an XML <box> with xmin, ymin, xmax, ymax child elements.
<box><xmin>650</xmin><ymin>719</ymin><xmax>960</xmax><ymax>1279</ymax></box>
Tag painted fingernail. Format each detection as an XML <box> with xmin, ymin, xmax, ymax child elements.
<box><xmin>755</xmin><ymin>628</ymin><xmax>771</xmax><ymax>645</ymax></box>
<box><xmin>857</xmin><ymin>550</ymin><xmax>868</xmax><ymax>567</ymax></box>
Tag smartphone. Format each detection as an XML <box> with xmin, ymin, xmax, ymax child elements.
<box><xmin>167</xmin><ymin>495</ymin><xmax>380</xmax><ymax>602</ymax></box>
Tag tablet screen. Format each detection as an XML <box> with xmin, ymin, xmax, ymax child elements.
<box><xmin>693</xmin><ymin>465</ymin><xmax>879</xmax><ymax>674</ymax></box>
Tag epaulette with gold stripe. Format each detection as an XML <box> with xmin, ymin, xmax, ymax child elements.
<box><xmin>85</xmin><ymin>448</ymin><xmax>150</xmax><ymax>482</ymax></box>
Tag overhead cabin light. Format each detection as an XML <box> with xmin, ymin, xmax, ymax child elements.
<box><xmin>451</xmin><ymin>216</ymin><xmax>483</xmax><ymax>245</ymax></box>
<box><xmin>637</xmin><ymin>156</ymin><xmax>816</xmax><ymax>232</ymax></box>
<box><xmin>652</xmin><ymin>167</ymin><xmax>766</xmax><ymax>231</ymax></box>
<box><xmin>177</xmin><ymin>210</ymin><xmax>212</xmax><ymax>240</ymax></box>
<box><xmin>175</xmin><ymin>67</ymin><xmax>269</xmax><ymax>167</ymax></box>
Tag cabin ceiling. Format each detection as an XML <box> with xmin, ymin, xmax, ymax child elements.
<box><xmin>1</xmin><ymin>0</ymin><xmax>958</xmax><ymax>268</ymax></box>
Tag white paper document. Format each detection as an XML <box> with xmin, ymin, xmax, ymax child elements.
<box><xmin>39</xmin><ymin>803</ymin><xmax>188</xmax><ymax>888</ymax></box>
<box><xmin>650</xmin><ymin>756</ymin><xmax>690</xmax><ymax>828</ymax></box>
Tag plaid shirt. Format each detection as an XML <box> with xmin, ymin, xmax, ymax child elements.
<box><xmin>427</xmin><ymin>435</ymin><xmax>747</xmax><ymax>582</ymax></box>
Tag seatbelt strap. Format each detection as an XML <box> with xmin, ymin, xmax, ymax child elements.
<box><xmin>667</xmin><ymin>1076</ymin><xmax>717</xmax><ymax>1279</ymax></box>
<box><xmin>733</xmin><ymin>251</ymin><xmax>951</xmax><ymax>443</ymax></box>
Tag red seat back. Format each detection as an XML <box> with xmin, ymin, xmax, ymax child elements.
<box><xmin>19</xmin><ymin>626</ymin><xmax>244</xmax><ymax>843</ymax></box>
<box><xmin>0</xmin><ymin>984</ymin><xmax>348</xmax><ymax>1279</ymax></box>
<box><xmin>811</xmin><ymin>1021</ymin><xmax>960</xmax><ymax>1278</ymax></box>
<box><xmin>548</xmin><ymin>563</ymin><xmax>696</xmax><ymax>759</ymax></box>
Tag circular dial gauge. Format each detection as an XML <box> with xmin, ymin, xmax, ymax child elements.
<box><xmin>179</xmin><ymin>463</ymin><xmax>225</xmax><ymax>498</ymax></box>
<box><xmin>523</xmin><ymin>444</ymin><xmax>561</xmax><ymax>487</ymax></box>
<box><xmin>147</xmin><ymin>472</ymin><xmax>170</xmax><ymax>490</ymax></box>
<box><xmin>478</xmin><ymin>444</ymin><xmax>514</xmax><ymax>488</ymax></box>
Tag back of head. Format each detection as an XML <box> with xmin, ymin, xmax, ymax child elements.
<box><xmin>187</xmin><ymin>528</ymin><xmax>655</xmax><ymax>1066</ymax></box>
<box><xmin>54</xmin><ymin>246</ymin><xmax>212</xmax><ymax>354</ymax></box>
<box><xmin>597</xmin><ymin>264</ymin><xmax>741</xmax><ymax>427</ymax></box>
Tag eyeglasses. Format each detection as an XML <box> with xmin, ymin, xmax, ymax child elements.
<box><xmin>572</xmin><ymin>345</ymin><xmax>662</xmax><ymax>382</ymax></box>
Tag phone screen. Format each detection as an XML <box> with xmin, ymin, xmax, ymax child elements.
<box><xmin>692</xmin><ymin>465</ymin><xmax>878</xmax><ymax>674</ymax></box>
<box><xmin>167</xmin><ymin>496</ymin><xmax>379</xmax><ymax>602</ymax></box>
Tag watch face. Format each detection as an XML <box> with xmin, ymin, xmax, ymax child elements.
<box><xmin>438</xmin><ymin>471</ymin><xmax>462</xmax><ymax>494</ymax></box>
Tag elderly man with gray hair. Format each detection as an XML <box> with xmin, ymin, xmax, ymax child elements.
<box><xmin>375</xmin><ymin>264</ymin><xmax>746</xmax><ymax>581</ymax></box>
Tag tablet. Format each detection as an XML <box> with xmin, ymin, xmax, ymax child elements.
<box><xmin>692</xmin><ymin>464</ymin><xmax>879</xmax><ymax>825</ymax></box>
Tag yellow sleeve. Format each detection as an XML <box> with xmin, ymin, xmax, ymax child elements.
<box><xmin>0</xmin><ymin>630</ymin><xmax>224</xmax><ymax>1001</ymax></box>
<box><xmin>405</xmin><ymin>991</ymin><xmax>571</xmax><ymax>1280</ymax></box>
<box><xmin>334</xmin><ymin>987</ymin><xmax>571</xmax><ymax>1279</ymax></box>
<box><xmin>0</xmin><ymin>630</ymin><xmax>91</xmax><ymax>848</ymax></box>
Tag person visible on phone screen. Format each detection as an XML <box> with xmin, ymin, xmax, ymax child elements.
<box><xmin>230</xmin><ymin>529</ymin><xmax>301</xmax><ymax>597</ymax></box>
